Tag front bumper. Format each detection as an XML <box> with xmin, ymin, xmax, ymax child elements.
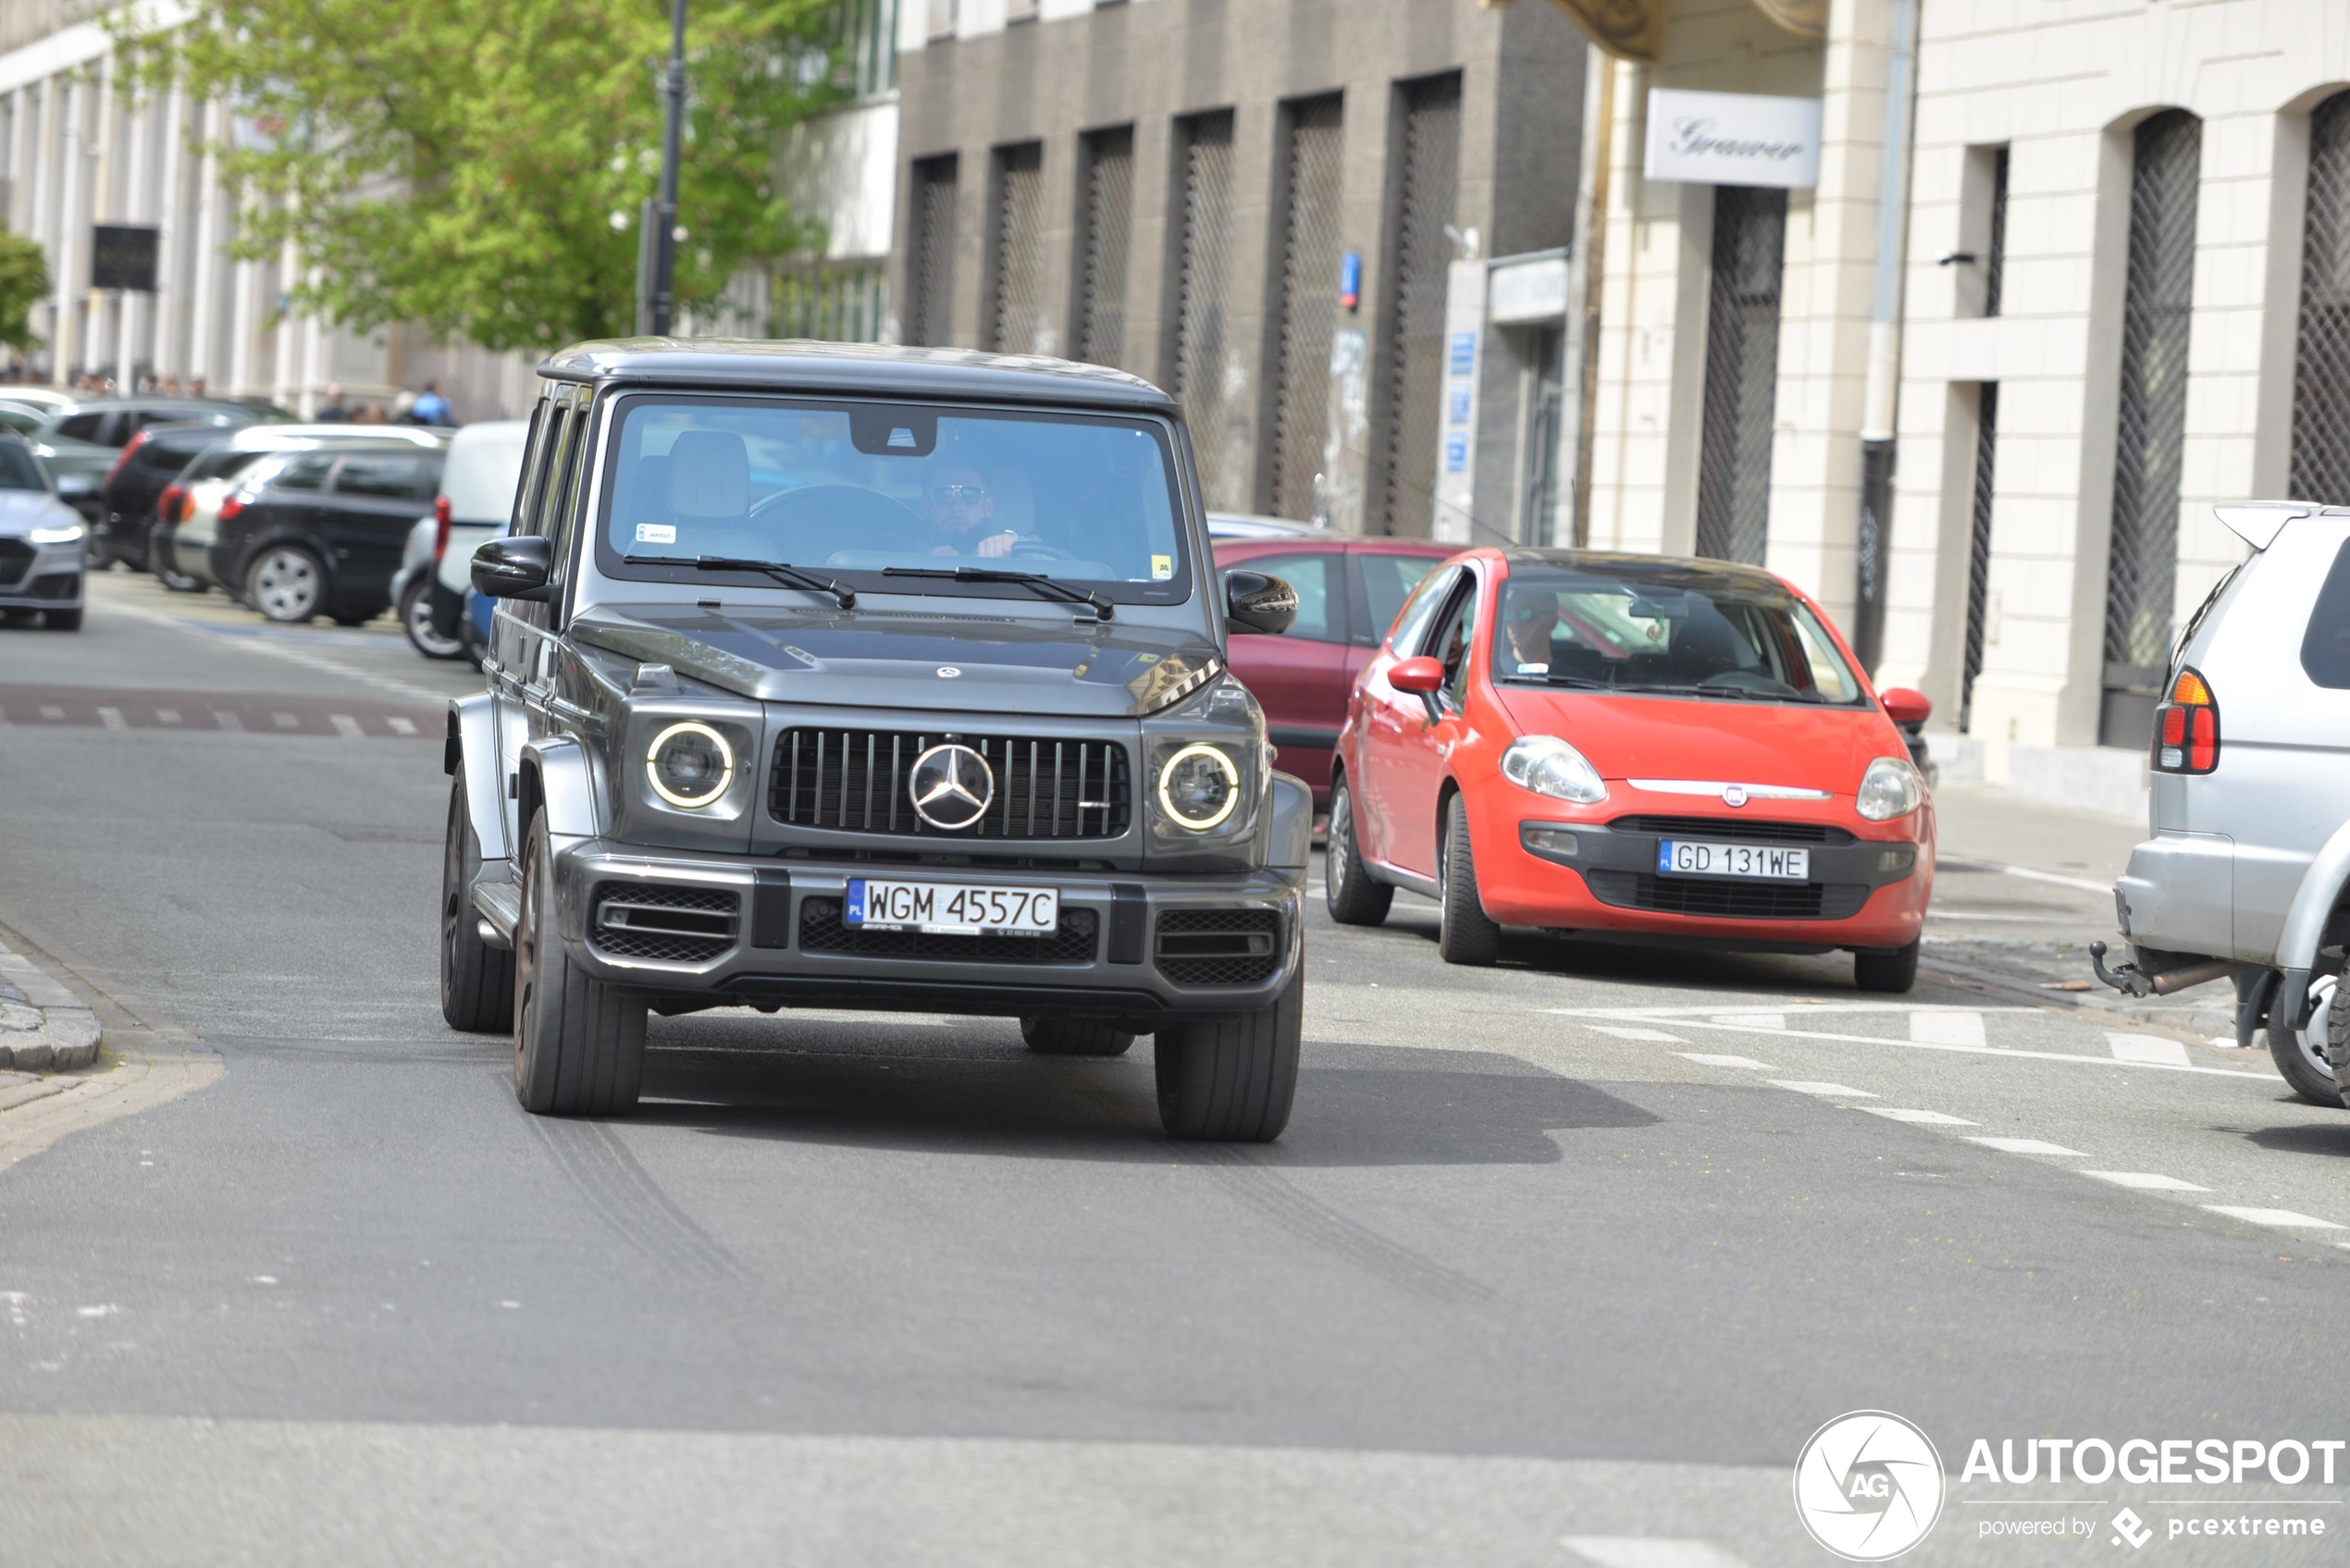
<box><xmin>0</xmin><ymin>539</ymin><xmax>82</xmax><ymax>611</ymax></box>
<box><xmin>540</xmin><ymin>838</ymin><xmax>1305</xmax><ymax>1024</ymax></box>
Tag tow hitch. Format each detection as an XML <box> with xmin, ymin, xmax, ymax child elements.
<box><xmin>2088</xmin><ymin>941</ymin><xmax>2235</xmax><ymax>997</ymax></box>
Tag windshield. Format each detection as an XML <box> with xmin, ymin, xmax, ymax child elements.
<box><xmin>1492</xmin><ymin>564</ymin><xmax>1868</xmax><ymax>705</ymax></box>
<box><xmin>595</xmin><ymin>396</ymin><xmax>1190</xmax><ymax>604</ymax></box>
<box><xmin>0</xmin><ymin>440</ymin><xmax>44</xmax><ymax>491</ymax></box>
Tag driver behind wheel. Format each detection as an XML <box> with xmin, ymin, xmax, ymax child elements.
<box><xmin>925</xmin><ymin>461</ymin><xmax>1018</xmax><ymax>558</ymax></box>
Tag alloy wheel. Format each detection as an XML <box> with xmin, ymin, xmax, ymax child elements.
<box><xmin>250</xmin><ymin>548</ymin><xmax>323</xmax><ymax>621</ymax></box>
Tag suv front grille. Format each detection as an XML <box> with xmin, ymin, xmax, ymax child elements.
<box><xmin>591</xmin><ymin>883</ymin><xmax>741</xmax><ymax>963</ymax></box>
<box><xmin>0</xmin><ymin>538</ymin><xmax>32</xmax><ymax>586</ymax></box>
<box><xmin>1584</xmin><ymin>870</ymin><xmax>1868</xmax><ymax>921</ymax></box>
<box><xmin>770</xmin><ymin>728</ymin><xmax>1131</xmax><ymax>840</ymax></box>
<box><xmin>798</xmin><ymin>896</ymin><xmax>1099</xmax><ymax>963</ymax></box>
<box><xmin>1608</xmin><ymin>815</ymin><xmax>1854</xmax><ymax>846</ymax></box>
<box><xmin>1156</xmin><ymin>907</ymin><xmax>1281</xmax><ymax>987</ymax></box>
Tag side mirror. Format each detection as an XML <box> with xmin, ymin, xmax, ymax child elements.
<box><xmin>1389</xmin><ymin>656</ymin><xmax>1445</xmax><ymax>694</ymax></box>
<box><xmin>1223</xmin><ymin>568</ymin><xmax>1298</xmax><ymax>636</ymax></box>
<box><xmin>473</xmin><ymin>534</ymin><xmax>554</xmax><ymax>600</ymax></box>
<box><xmin>1880</xmin><ymin>686</ymin><xmax>1933</xmax><ymax>727</ymax></box>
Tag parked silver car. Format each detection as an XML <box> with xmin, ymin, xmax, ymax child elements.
<box><xmin>2101</xmin><ymin>500</ymin><xmax>2350</xmax><ymax>1104</ymax></box>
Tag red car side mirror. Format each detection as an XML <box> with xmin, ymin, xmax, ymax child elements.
<box><xmin>1390</xmin><ymin>656</ymin><xmax>1445</xmax><ymax>694</ymax></box>
<box><xmin>1880</xmin><ymin>686</ymin><xmax>1932</xmax><ymax>726</ymax></box>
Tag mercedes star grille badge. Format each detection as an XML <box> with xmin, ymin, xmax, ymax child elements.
<box><xmin>909</xmin><ymin>743</ymin><xmax>995</xmax><ymax>830</ymax></box>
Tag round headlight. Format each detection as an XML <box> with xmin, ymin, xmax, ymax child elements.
<box><xmin>646</xmin><ymin>722</ymin><xmax>734</xmax><ymax>809</ymax></box>
<box><xmin>1157</xmin><ymin>743</ymin><xmax>1240</xmax><ymax>831</ymax></box>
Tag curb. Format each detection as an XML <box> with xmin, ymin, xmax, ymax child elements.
<box><xmin>0</xmin><ymin>937</ymin><xmax>102</xmax><ymax>1072</ymax></box>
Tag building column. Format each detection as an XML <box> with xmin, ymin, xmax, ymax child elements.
<box><xmin>187</xmin><ymin>97</ymin><xmax>223</xmax><ymax>390</ymax></box>
<box><xmin>118</xmin><ymin>67</ymin><xmax>148</xmax><ymax>390</ymax></box>
<box><xmin>272</xmin><ymin>224</ymin><xmax>299</xmax><ymax>411</ymax></box>
<box><xmin>50</xmin><ymin>75</ymin><xmax>83</xmax><ymax>385</ymax></box>
<box><xmin>83</xmin><ymin>55</ymin><xmax>115</xmax><ymax>387</ymax></box>
<box><xmin>149</xmin><ymin>80</ymin><xmax>187</xmax><ymax>385</ymax></box>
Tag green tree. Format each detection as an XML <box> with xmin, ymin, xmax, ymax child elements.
<box><xmin>116</xmin><ymin>0</ymin><xmax>845</xmax><ymax>353</ymax></box>
<box><xmin>0</xmin><ymin>231</ymin><xmax>50</xmax><ymax>352</ymax></box>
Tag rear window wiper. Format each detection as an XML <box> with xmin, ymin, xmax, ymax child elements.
<box><xmin>882</xmin><ymin>564</ymin><xmax>1114</xmax><ymax>621</ymax></box>
<box><xmin>625</xmin><ymin>553</ymin><xmax>854</xmax><ymax>609</ymax></box>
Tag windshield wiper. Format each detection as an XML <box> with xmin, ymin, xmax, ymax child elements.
<box><xmin>1506</xmin><ymin>670</ymin><xmax>1615</xmax><ymax>689</ymax></box>
<box><xmin>882</xmin><ymin>564</ymin><xmax>1114</xmax><ymax>621</ymax></box>
<box><xmin>1644</xmin><ymin>680</ymin><xmax>1818</xmax><ymax>703</ymax></box>
<box><xmin>625</xmin><ymin>553</ymin><xmax>855</xmax><ymax>609</ymax></box>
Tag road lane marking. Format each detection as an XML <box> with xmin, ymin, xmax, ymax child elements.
<box><xmin>386</xmin><ymin>715</ymin><xmax>417</xmax><ymax>735</ymax></box>
<box><xmin>95</xmin><ymin>706</ymin><xmax>125</xmax><ymax>731</ymax></box>
<box><xmin>1859</xmin><ymin>1107</ymin><xmax>1978</xmax><ymax>1125</ymax></box>
<box><xmin>2083</xmin><ymin>1170</ymin><xmax>2209</xmax><ymax>1191</ymax></box>
<box><xmin>2107</xmin><ymin>1032</ymin><xmax>2192</xmax><ymax>1068</ymax></box>
<box><xmin>329</xmin><ymin>713</ymin><xmax>364</xmax><ymax>738</ymax></box>
<box><xmin>211</xmin><ymin>709</ymin><xmax>242</xmax><ymax>731</ymax></box>
<box><xmin>1768</xmin><ymin>1080</ymin><xmax>1875</xmax><ymax>1097</ymax></box>
<box><xmin>1542</xmin><ymin>1008</ymin><xmax>2264</xmax><ymax>1078</ymax></box>
<box><xmin>1585</xmin><ymin>1025</ymin><xmax>1688</xmax><ymax>1043</ymax></box>
<box><xmin>1910</xmin><ymin>1010</ymin><xmax>1985</xmax><ymax>1046</ymax></box>
<box><xmin>96</xmin><ymin>591</ymin><xmax>453</xmax><ymax>705</ymax></box>
<box><xmin>1563</xmin><ymin>1538</ymin><xmax>1755</xmax><ymax>1568</ymax></box>
<box><xmin>155</xmin><ymin>708</ymin><xmax>179</xmax><ymax>724</ymax></box>
<box><xmin>1967</xmin><ymin>1137</ymin><xmax>2088</xmax><ymax>1156</ymax></box>
<box><xmin>37</xmin><ymin>705</ymin><xmax>61</xmax><ymax>720</ymax></box>
<box><xmin>1711</xmin><ymin>1011</ymin><xmax>1783</xmax><ymax>1030</ymax></box>
<box><xmin>1676</xmin><ymin>1054</ymin><xmax>1773</xmax><ymax>1069</ymax></box>
<box><xmin>272</xmin><ymin>711</ymin><xmax>300</xmax><ymax>729</ymax></box>
<box><xmin>2202</xmin><ymin>1206</ymin><xmax>2346</xmax><ymax>1230</ymax></box>
<box><xmin>1999</xmin><ymin>863</ymin><xmax>2113</xmax><ymax>895</ymax></box>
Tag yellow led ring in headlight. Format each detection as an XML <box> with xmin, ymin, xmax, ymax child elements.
<box><xmin>1157</xmin><ymin>742</ymin><xmax>1241</xmax><ymax>831</ymax></box>
<box><xmin>645</xmin><ymin>722</ymin><xmax>735</xmax><ymax>808</ymax></box>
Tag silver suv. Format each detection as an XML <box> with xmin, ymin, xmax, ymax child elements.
<box><xmin>2104</xmin><ymin>500</ymin><xmax>2350</xmax><ymax>1105</ymax></box>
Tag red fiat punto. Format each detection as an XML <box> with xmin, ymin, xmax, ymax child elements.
<box><xmin>1326</xmin><ymin>548</ymin><xmax>1936</xmax><ymax>990</ymax></box>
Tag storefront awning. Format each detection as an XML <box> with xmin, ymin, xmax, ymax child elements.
<box><xmin>1544</xmin><ymin>0</ymin><xmax>1825</xmax><ymax>66</ymax></box>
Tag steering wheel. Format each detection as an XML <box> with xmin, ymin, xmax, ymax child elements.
<box><xmin>748</xmin><ymin>483</ymin><xmax>923</xmax><ymax>536</ymax></box>
<box><xmin>995</xmin><ymin>537</ymin><xmax>1083</xmax><ymax>563</ymax></box>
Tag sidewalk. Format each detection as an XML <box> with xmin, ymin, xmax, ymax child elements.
<box><xmin>0</xmin><ymin>934</ymin><xmax>102</xmax><ymax>1076</ymax></box>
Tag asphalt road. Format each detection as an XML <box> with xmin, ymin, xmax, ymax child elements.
<box><xmin>3</xmin><ymin>573</ymin><xmax>2348</xmax><ymax>1567</ymax></box>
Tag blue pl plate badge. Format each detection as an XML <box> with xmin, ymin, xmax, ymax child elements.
<box><xmin>846</xmin><ymin>879</ymin><xmax>867</xmax><ymax>923</ymax></box>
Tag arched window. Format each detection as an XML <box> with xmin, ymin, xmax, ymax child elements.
<box><xmin>2102</xmin><ymin>108</ymin><xmax>2200</xmax><ymax>747</ymax></box>
<box><xmin>2292</xmin><ymin>92</ymin><xmax>2350</xmax><ymax>505</ymax></box>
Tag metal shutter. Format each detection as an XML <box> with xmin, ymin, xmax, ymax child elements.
<box><xmin>986</xmin><ymin>142</ymin><xmax>1046</xmax><ymax>353</ymax></box>
<box><xmin>1267</xmin><ymin>94</ymin><xmax>1345</xmax><ymax>524</ymax></box>
<box><xmin>1379</xmin><ymin>75</ymin><xmax>1461</xmax><ymax>537</ymax></box>
<box><xmin>2102</xmin><ymin>109</ymin><xmax>2200</xmax><ymax>747</ymax></box>
<box><xmin>1695</xmin><ymin>185</ymin><xmax>1787</xmax><ymax>565</ymax></box>
<box><xmin>1170</xmin><ymin>112</ymin><xmax>1238</xmax><ymax>508</ymax></box>
<box><xmin>1075</xmin><ymin>127</ymin><xmax>1133</xmax><ymax>365</ymax></box>
<box><xmin>908</xmin><ymin>155</ymin><xmax>959</xmax><ymax>348</ymax></box>
<box><xmin>1961</xmin><ymin>382</ymin><xmax>1998</xmax><ymax>732</ymax></box>
<box><xmin>1985</xmin><ymin>146</ymin><xmax>2010</xmax><ymax>317</ymax></box>
<box><xmin>2292</xmin><ymin>92</ymin><xmax>2350</xmax><ymax>505</ymax></box>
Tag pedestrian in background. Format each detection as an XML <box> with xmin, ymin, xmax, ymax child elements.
<box><xmin>409</xmin><ymin>382</ymin><xmax>453</xmax><ymax>426</ymax></box>
<box><xmin>315</xmin><ymin>383</ymin><xmax>351</xmax><ymax>421</ymax></box>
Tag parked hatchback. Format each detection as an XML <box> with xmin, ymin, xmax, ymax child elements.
<box><xmin>2105</xmin><ymin>500</ymin><xmax>2350</xmax><ymax>1105</ymax></box>
<box><xmin>95</xmin><ymin>422</ymin><xmax>241</xmax><ymax>571</ymax></box>
<box><xmin>154</xmin><ymin>425</ymin><xmax>450</xmax><ymax>596</ymax></box>
<box><xmin>212</xmin><ymin>441</ymin><xmax>448</xmax><ymax>623</ymax></box>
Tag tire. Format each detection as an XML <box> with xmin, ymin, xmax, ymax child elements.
<box><xmin>1854</xmin><ymin>940</ymin><xmax>1921</xmax><ymax>994</ymax></box>
<box><xmin>401</xmin><ymin>576</ymin><xmax>464</xmax><ymax>659</ymax></box>
<box><xmin>513</xmin><ymin>809</ymin><xmax>646</xmax><ymax>1116</ymax></box>
<box><xmin>2321</xmin><ymin>977</ymin><xmax>2350</xmax><ymax>1107</ymax></box>
<box><xmin>1154</xmin><ymin>969</ymin><xmax>1303</xmax><ymax>1142</ymax></box>
<box><xmin>1020</xmin><ymin>1017</ymin><xmax>1135</xmax><ymax>1056</ymax></box>
<box><xmin>246</xmin><ymin>544</ymin><xmax>328</xmax><ymax>623</ymax></box>
<box><xmin>1436</xmin><ymin>794</ymin><xmax>1502</xmax><ymax>966</ymax></box>
<box><xmin>43</xmin><ymin>607</ymin><xmax>81</xmax><ymax>631</ymax></box>
<box><xmin>440</xmin><ymin>772</ymin><xmax>513</xmax><ymax>1033</ymax></box>
<box><xmin>330</xmin><ymin>606</ymin><xmax>381</xmax><ymax>628</ymax></box>
<box><xmin>1324</xmin><ymin>777</ymin><xmax>1393</xmax><ymax>927</ymax></box>
<box><xmin>154</xmin><ymin>539</ymin><xmax>204</xmax><ymax>593</ymax></box>
<box><xmin>2275</xmin><ymin>975</ymin><xmax>2346</xmax><ymax>1107</ymax></box>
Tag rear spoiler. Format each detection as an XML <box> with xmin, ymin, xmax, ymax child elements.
<box><xmin>2213</xmin><ymin>500</ymin><xmax>2323</xmax><ymax>552</ymax></box>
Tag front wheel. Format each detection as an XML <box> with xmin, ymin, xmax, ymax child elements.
<box><xmin>440</xmin><ymin>772</ymin><xmax>513</xmax><ymax>1032</ymax></box>
<box><xmin>513</xmin><ymin>809</ymin><xmax>646</xmax><ymax>1116</ymax></box>
<box><xmin>1436</xmin><ymin>795</ymin><xmax>1501</xmax><ymax>966</ymax></box>
<box><xmin>1154</xmin><ymin>969</ymin><xmax>1302</xmax><ymax>1142</ymax></box>
<box><xmin>1854</xmin><ymin>940</ymin><xmax>1921</xmax><ymax>994</ymax></box>
<box><xmin>402</xmin><ymin>576</ymin><xmax>465</xmax><ymax>659</ymax></box>
<box><xmin>1324</xmin><ymin>777</ymin><xmax>1393</xmax><ymax>926</ymax></box>
<box><xmin>2277</xmin><ymin>975</ymin><xmax>2346</xmax><ymax>1107</ymax></box>
<box><xmin>1020</xmin><ymin>1017</ymin><xmax>1135</xmax><ymax>1056</ymax></box>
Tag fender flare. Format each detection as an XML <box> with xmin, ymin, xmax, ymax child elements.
<box><xmin>1266</xmin><ymin>770</ymin><xmax>1312</xmax><ymax>876</ymax></box>
<box><xmin>518</xmin><ymin>735</ymin><xmax>602</xmax><ymax>842</ymax></box>
<box><xmin>444</xmin><ymin>694</ymin><xmax>508</xmax><ymax>861</ymax></box>
<box><xmin>2270</xmin><ymin>813</ymin><xmax>2350</xmax><ymax>1027</ymax></box>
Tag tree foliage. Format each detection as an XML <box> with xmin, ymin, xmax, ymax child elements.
<box><xmin>115</xmin><ymin>0</ymin><xmax>845</xmax><ymax>352</ymax></box>
<box><xmin>0</xmin><ymin>231</ymin><xmax>51</xmax><ymax>351</ymax></box>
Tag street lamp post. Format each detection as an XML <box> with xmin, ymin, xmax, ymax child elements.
<box><xmin>637</xmin><ymin>0</ymin><xmax>687</xmax><ymax>336</ymax></box>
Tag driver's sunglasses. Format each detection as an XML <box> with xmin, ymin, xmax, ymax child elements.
<box><xmin>931</xmin><ymin>483</ymin><xmax>989</xmax><ymax>504</ymax></box>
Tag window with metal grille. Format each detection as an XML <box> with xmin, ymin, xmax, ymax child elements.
<box><xmin>772</xmin><ymin>259</ymin><xmax>888</xmax><ymax>343</ymax></box>
<box><xmin>907</xmin><ymin>155</ymin><xmax>959</xmax><ymax>348</ymax></box>
<box><xmin>1169</xmin><ymin>110</ymin><xmax>1239</xmax><ymax>508</ymax></box>
<box><xmin>2102</xmin><ymin>109</ymin><xmax>2200</xmax><ymax>749</ymax></box>
<box><xmin>986</xmin><ymin>142</ymin><xmax>1046</xmax><ymax>354</ymax></box>
<box><xmin>1379</xmin><ymin>73</ymin><xmax>1462</xmax><ymax>537</ymax></box>
<box><xmin>1961</xmin><ymin>382</ymin><xmax>1998</xmax><ymax>732</ymax></box>
<box><xmin>770</xmin><ymin>728</ymin><xmax>1132</xmax><ymax>840</ymax></box>
<box><xmin>1266</xmin><ymin>93</ymin><xmax>1346</xmax><ymax>524</ymax></box>
<box><xmin>1985</xmin><ymin>146</ymin><xmax>2010</xmax><ymax>317</ymax></box>
<box><xmin>1695</xmin><ymin>185</ymin><xmax>1787</xmax><ymax>565</ymax></box>
<box><xmin>2292</xmin><ymin>91</ymin><xmax>2350</xmax><ymax>507</ymax></box>
<box><xmin>1074</xmin><ymin>127</ymin><xmax>1133</xmax><ymax>365</ymax></box>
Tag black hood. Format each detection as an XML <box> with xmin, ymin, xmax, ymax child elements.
<box><xmin>570</xmin><ymin>601</ymin><xmax>1222</xmax><ymax>718</ymax></box>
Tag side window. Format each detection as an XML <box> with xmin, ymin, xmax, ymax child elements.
<box><xmin>2301</xmin><ymin>540</ymin><xmax>2350</xmax><ymax>688</ymax></box>
<box><xmin>1387</xmin><ymin>564</ymin><xmax>1460</xmax><ymax>655</ymax></box>
<box><xmin>544</xmin><ymin>399</ymin><xmax>589</xmax><ymax>566</ymax></box>
<box><xmin>1235</xmin><ymin>552</ymin><xmax>1340</xmax><ymax>642</ymax></box>
<box><xmin>1430</xmin><ymin>579</ymin><xmax>1481</xmax><ymax>708</ymax></box>
<box><xmin>331</xmin><ymin>455</ymin><xmax>427</xmax><ymax>498</ymax></box>
<box><xmin>515</xmin><ymin>399</ymin><xmax>566</xmax><ymax>536</ymax></box>
<box><xmin>56</xmin><ymin>412</ymin><xmax>105</xmax><ymax>442</ymax></box>
<box><xmin>274</xmin><ymin>455</ymin><xmax>335</xmax><ymax>491</ymax></box>
<box><xmin>1355</xmin><ymin>552</ymin><xmax>1445</xmax><ymax>647</ymax></box>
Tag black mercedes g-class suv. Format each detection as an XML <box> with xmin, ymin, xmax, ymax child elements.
<box><xmin>439</xmin><ymin>340</ymin><xmax>1310</xmax><ymax>1141</ymax></box>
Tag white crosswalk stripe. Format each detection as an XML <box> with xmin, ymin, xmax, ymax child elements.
<box><xmin>2108</xmin><ymin>1031</ymin><xmax>2192</xmax><ymax>1068</ymax></box>
<box><xmin>1910</xmin><ymin>1008</ymin><xmax>1985</xmax><ymax>1046</ymax></box>
<box><xmin>1563</xmin><ymin>1538</ymin><xmax>1756</xmax><ymax>1568</ymax></box>
<box><xmin>1861</xmin><ymin>1107</ymin><xmax>1977</xmax><ymax>1126</ymax></box>
<box><xmin>2203</xmin><ymin>1205</ymin><xmax>2346</xmax><ymax>1230</ymax></box>
<box><xmin>1770</xmin><ymin>1080</ymin><xmax>1875</xmax><ymax>1097</ymax></box>
<box><xmin>2084</xmin><ymin>1170</ymin><xmax>2208</xmax><ymax>1191</ymax></box>
<box><xmin>1968</xmin><ymin>1136</ymin><xmax>2088</xmax><ymax>1156</ymax></box>
<box><xmin>1676</xmin><ymin>1053</ymin><xmax>1773</xmax><ymax>1069</ymax></box>
<box><xmin>1587</xmin><ymin>1025</ymin><xmax>1687</xmax><ymax>1043</ymax></box>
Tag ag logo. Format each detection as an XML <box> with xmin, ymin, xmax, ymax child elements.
<box><xmin>909</xmin><ymin>742</ymin><xmax>995</xmax><ymax>831</ymax></box>
<box><xmin>1793</xmin><ymin>1411</ymin><xmax>1945</xmax><ymax>1561</ymax></box>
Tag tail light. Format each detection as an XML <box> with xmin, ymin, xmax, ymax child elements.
<box><xmin>177</xmin><ymin>490</ymin><xmax>196</xmax><ymax>522</ymax></box>
<box><xmin>218</xmin><ymin>495</ymin><xmax>247</xmax><ymax>524</ymax></box>
<box><xmin>433</xmin><ymin>494</ymin><xmax>451</xmax><ymax>560</ymax></box>
<box><xmin>156</xmin><ymin>484</ymin><xmax>184</xmax><ymax>525</ymax></box>
<box><xmin>2152</xmin><ymin>667</ymin><xmax>2220</xmax><ymax>774</ymax></box>
<box><xmin>104</xmin><ymin>429</ymin><xmax>149</xmax><ymax>490</ymax></box>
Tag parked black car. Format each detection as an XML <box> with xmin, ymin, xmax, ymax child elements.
<box><xmin>210</xmin><ymin>443</ymin><xmax>447</xmax><ymax>623</ymax></box>
<box><xmin>93</xmin><ymin>422</ymin><xmax>240</xmax><ymax>570</ymax></box>
<box><xmin>30</xmin><ymin>397</ymin><xmax>270</xmax><ymax>522</ymax></box>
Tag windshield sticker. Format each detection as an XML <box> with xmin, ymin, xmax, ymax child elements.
<box><xmin>635</xmin><ymin>523</ymin><xmax>677</xmax><ymax>545</ymax></box>
<box><xmin>1151</xmin><ymin>554</ymin><xmax>1173</xmax><ymax>580</ymax></box>
<box><xmin>1516</xmin><ymin>661</ymin><xmax>1549</xmax><ymax>674</ymax></box>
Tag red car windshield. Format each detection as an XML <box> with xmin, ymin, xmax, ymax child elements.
<box><xmin>1491</xmin><ymin>565</ymin><xmax>1867</xmax><ymax>706</ymax></box>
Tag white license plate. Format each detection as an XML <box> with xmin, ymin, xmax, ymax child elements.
<box><xmin>1656</xmin><ymin>841</ymin><xmax>1811</xmax><ymax>880</ymax></box>
<box><xmin>846</xmin><ymin>878</ymin><xmax>1059</xmax><ymax>934</ymax></box>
